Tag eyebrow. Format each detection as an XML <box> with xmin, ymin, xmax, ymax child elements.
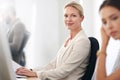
<box><xmin>109</xmin><ymin>14</ymin><xmax>117</xmax><ymax>18</ymax></box>
<box><xmin>109</xmin><ymin>11</ymin><xmax>120</xmax><ymax>18</ymax></box>
<box><xmin>102</xmin><ymin>12</ymin><xmax>119</xmax><ymax>20</ymax></box>
<box><xmin>64</xmin><ymin>12</ymin><xmax>78</xmax><ymax>15</ymax></box>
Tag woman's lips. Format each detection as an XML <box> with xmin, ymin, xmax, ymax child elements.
<box><xmin>110</xmin><ymin>31</ymin><xmax>117</xmax><ymax>36</ymax></box>
<box><xmin>67</xmin><ymin>23</ymin><xmax>73</xmax><ymax>26</ymax></box>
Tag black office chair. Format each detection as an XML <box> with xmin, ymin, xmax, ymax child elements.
<box><xmin>81</xmin><ymin>37</ymin><xmax>99</xmax><ymax>80</ymax></box>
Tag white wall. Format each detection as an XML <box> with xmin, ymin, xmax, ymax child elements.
<box><xmin>29</xmin><ymin>0</ymin><xmax>60</xmax><ymax>68</ymax></box>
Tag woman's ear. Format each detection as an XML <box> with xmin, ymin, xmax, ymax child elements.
<box><xmin>80</xmin><ymin>15</ymin><xmax>84</xmax><ymax>22</ymax></box>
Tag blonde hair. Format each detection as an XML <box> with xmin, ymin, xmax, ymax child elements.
<box><xmin>64</xmin><ymin>1</ymin><xmax>84</xmax><ymax>16</ymax></box>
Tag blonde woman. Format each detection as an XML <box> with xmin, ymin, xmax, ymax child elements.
<box><xmin>16</xmin><ymin>1</ymin><xmax>90</xmax><ymax>80</ymax></box>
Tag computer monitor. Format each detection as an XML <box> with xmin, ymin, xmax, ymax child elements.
<box><xmin>0</xmin><ymin>25</ymin><xmax>16</xmax><ymax>80</ymax></box>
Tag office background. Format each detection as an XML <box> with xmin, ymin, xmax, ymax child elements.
<box><xmin>0</xmin><ymin>0</ymin><xmax>120</xmax><ymax>76</ymax></box>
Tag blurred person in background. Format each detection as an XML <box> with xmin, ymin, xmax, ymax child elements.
<box><xmin>0</xmin><ymin>4</ymin><xmax>28</xmax><ymax>66</ymax></box>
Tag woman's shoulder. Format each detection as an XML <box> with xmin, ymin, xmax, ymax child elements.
<box><xmin>76</xmin><ymin>30</ymin><xmax>89</xmax><ymax>43</ymax></box>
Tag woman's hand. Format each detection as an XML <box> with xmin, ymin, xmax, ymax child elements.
<box><xmin>100</xmin><ymin>27</ymin><xmax>110</xmax><ymax>52</ymax></box>
<box><xmin>16</xmin><ymin>67</ymin><xmax>37</xmax><ymax>77</ymax></box>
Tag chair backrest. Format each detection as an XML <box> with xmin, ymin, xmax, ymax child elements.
<box><xmin>19</xmin><ymin>31</ymin><xmax>30</xmax><ymax>53</ymax></box>
<box><xmin>81</xmin><ymin>37</ymin><xmax>99</xmax><ymax>80</ymax></box>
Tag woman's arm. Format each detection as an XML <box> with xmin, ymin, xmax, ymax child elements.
<box><xmin>95</xmin><ymin>27</ymin><xmax>120</xmax><ymax>80</ymax></box>
<box><xmin>95</xmin><ymin>27</ymin><xmax>109</xmax><ymax>80</ymax></box>
<box><xmin>96</xmin><ymin>52</ymin><xmax>120</xmax><ymax>80</ymax></box>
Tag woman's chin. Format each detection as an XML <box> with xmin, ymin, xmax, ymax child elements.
<box><xmin>112</xmin><ymin>36</ymin><xmax>120</xmax><ymax>40</ymax></box>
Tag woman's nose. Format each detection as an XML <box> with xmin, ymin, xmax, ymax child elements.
<box><xmin>106</xmin><ymin>21</ymin><xmax>113</xmax><ymax>29</ymax></box>
<box><xmin>66</xmin><ymin>16</ymin><xmax>72</xmax><ymax>21</ymax></box>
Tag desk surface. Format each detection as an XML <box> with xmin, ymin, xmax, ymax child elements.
<box><xmin>27</xmin><ymin>77</ymin><xmax>39</xmax><ymax>80</ymax></box>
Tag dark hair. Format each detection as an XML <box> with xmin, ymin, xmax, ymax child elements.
<box><xmin>99</xmin><ymin>0</ymin><xmax>120</xmax><ymax>11</ymax></box>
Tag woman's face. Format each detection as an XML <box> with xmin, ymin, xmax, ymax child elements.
<box><xmin>100</xmin><ymin>6</ymin><xmax>120</xmax><ymax>39</ymax></box>
<box><xmin>64</xmin><ymin>6</ymin><xmax>83</xmax><ymax>31</ymax></box>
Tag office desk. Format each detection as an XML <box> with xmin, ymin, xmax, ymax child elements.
<box><xmin>27</xmin><ymin>77</ymin><xmax>39</xmax><ymax>80</ymax></box>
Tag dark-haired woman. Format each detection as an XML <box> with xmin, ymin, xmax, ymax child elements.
<box><xmin>95</xmin><ymin>0</ymin><xmax>120</xmax><ymax>80</ymax></box>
